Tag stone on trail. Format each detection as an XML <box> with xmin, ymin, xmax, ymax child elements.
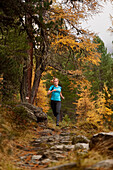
<box><xmin>38</xmin><ymin>129</ymin><xmax>53</xmax><ymax>136</ymax></box>
<box><xmin>32</xmin><ymin>155</ymin><xmax>42</xmax><ymax>160</ymax></box>
<box><xmin>72</xmin><ymin>135</ymin><xmax>90</xmax><ymax>145</ymax></box>
<box><xmin>43</xmin><ymin>150</ymin><xmax>64</xmax><ymax>159</ymax></box>
<box><xmin>51</xmin><ymin>144</ymin><xmax>75</xmax><ymax>151</ymax></box>
<box><xmin>41</xmin><ymin>159</ymin><xmax>52</xmax><ymax>164</ymax></box>
<box><xmin>52</xmin><ymin>153</ymin><xmax>65</xmax><ymax>160</ymax></box>
<box><xmin>74</xmin><ymin>143</ymin><xmax>89</xmax><ymax>151</ymax></box>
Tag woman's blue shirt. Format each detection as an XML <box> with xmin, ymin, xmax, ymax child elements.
<box><xmin>49</xmin><ymin>85</ymin><xmax>62</xmax><ymax>101</ymax></box>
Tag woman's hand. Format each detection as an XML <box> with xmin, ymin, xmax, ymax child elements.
<box><xmin>47</xmin><ymin>89</ymin><xmax>56</xmax><ymax>95</ymax></box>
<box><xmin>60</xmin><ymin>92</ymin><xmax>65</xmax><ymax>99</ymax></box>
<box><xmin>62</xmin><ymin>96</ymin><xmax>65</xmax><ymax>99</ymax></box>
<box><xmin>52</xmin><ymin>89</ymin><xmax>56</xmax><ymax>92</ymax></box>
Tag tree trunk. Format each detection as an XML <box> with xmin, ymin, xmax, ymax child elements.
<box><xmin>20</xmin><ymin>0</ymin><xmax>33</xmax><ymax>103</ymax></box>
<box><xmin>20</xmin><ymin>42</ymin><xmax>33</xmax><ymax>103</ymax></box>
<box><xmin>20</xmin><ymin>62</ymin><xmax>28</xmax><ymax>102</ymax></box>
<box><xmin>27</xmin><ymin>42</ymin><xmax>33</xmax><ymax>102</ymax></box>
<box><xmin>30</xmin><ymin>64</ymin><xmax>46</xmax><ymax>104</ymax></box>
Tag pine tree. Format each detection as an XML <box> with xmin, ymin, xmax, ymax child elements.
<box><xmin>0</xmin><ymin>28</ymin><xmax>28</xmax><ymax>102</ymax></box>
<box><xmin>83</xmin><ymin>36</ymin><xmax>113</xmax><ymax>97</ymax></box>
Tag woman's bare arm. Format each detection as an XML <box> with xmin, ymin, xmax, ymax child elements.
<box><xmin>60</xmin><ymin>92</ymin><xmax>65</xmax><ymax>99</ymax></box>
<box><xmin>47</xmin><ymin>89</ymin><xmax>56</xmax><ymax>95</ymax></box>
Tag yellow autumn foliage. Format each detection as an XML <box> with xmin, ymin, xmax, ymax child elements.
<box><xmin>49</xmin><ymin>1</ymin><xmax>103</xmax><ymax>67</ymax></box>
<box><xmin>32</xmin><ymin>69</ymin><xmax>50</xmax><ymax>113</ymax></box>
<box><xmin>86</xmin><ymin>110</ymin><xmax>103</xmax><ymax>125</ymax></box>
<box><xmin>34</xmin><ymin>79</ymin><xmax>50</xmax><ymax>113</ymax></box>
<box><xmin>74</xmin><ymin>78</ymin><xmax>113</xmax><ymax>126</ymax></box>
<box><xmin>75</xmin><ymin>79</ymin><xmax>96</xmax><ymax>120</ymax></box>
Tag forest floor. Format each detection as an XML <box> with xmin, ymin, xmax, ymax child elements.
<box><xmin>0</xmin><ymin>105</ymin><xmax>112</xmax><ymax>170</ymax></box>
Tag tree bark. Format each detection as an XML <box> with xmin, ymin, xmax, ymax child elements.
<box><xmin>30</xmin><ymin>60</ymin><xmax>46</xmax><ymax>104</ymax></box>
<box><xmin>20</xmin><ymin>0</ymin><xmax>33</xmax><ymax>103</ymax></box>
<box><xmin>20</xmin><ymin>41</ymin><xmax>33</xmax><ymax>102</ymax></box>
<box><xmin>27</xmin><ymin>42</ymin><xmax>33</xmax><ymax>102</ymax></box>
<box><xmin>20</xmin><ymin>64</ymin><xmax>28</xmax><ymax>102</ymax></box>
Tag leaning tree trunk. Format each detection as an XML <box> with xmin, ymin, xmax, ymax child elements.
<box><xmin>20</xmin><ymin>0</ymin><xmax>33</xmax><ymax>103</ymax></box>
<box><xmin>30</xmin><ymin>64</ymin><xmax>46</xmax><ymax>104</ymax></box>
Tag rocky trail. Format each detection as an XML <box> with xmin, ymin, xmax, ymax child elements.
<box><xmin>12</xmin><ymin>123</ymin><xmax>113</xmax><ymax>170</ymax></box>
<box><xmin>9</xmin><ymin>103</ymin><xmax>113</xmax><ymax>170</ymax></box>
<box><xmin>14</xmin><ymin>124</ymin><xmax>89</xmax><ymax>169</ymax></box>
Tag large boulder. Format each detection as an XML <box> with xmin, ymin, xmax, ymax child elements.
<box><xmin>89</xmin><ymin>132</ymin><xmax>113</xmax><ymax>157</ymax></box>
<box><xmin>16</xmin><ymin>102</ymin><xmax>47</xmax><ymax>123</ymax></box>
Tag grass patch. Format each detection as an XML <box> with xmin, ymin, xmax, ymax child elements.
<box><xmin>0</xmin><ymin>153</ymin><xmax>26</xmax><ymax>170</ymax></box>
<box><xmin>48</xmin><ymin>149</ymin><xmax>109</xmax><ymax>169</ymax></box>
<box><xmin>0</xmin><ymin>104</ymin><xmax>37</xmax><ymax>170</ymax></box>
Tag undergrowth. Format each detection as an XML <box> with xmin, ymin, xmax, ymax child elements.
<box><xmin>0</xmin><ymin>104</ymin><xmax>36</xmax><ymax>170</ymax></box>
<box><xmin>0</xmin><ymin>103</ymin><xmax>112</xmax><ymax>170</ymax></box>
